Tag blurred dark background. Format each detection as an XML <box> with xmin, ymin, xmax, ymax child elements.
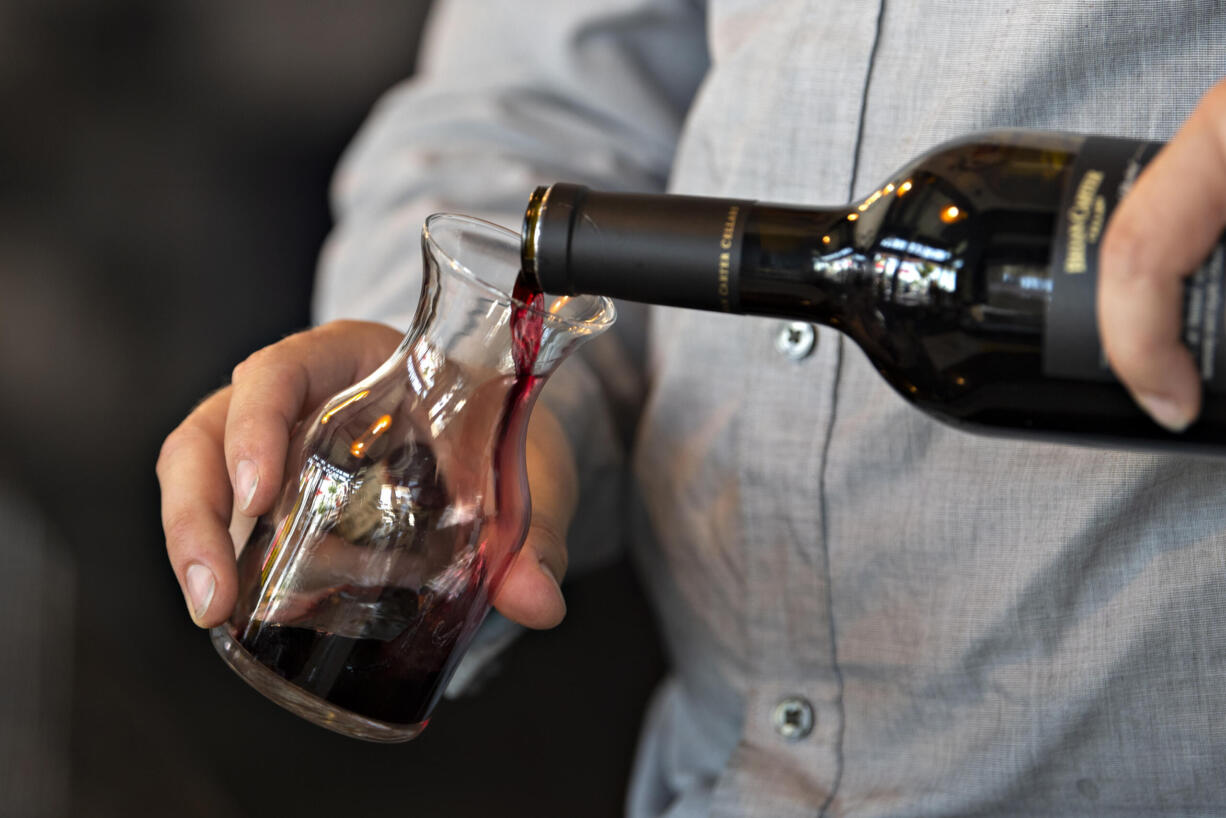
<box><xmin>0</xmin><ymin>2</ymin><xmax>663</xmax><ymax>816</ymax></box>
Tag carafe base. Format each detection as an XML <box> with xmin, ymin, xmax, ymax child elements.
<box><xmin>210</xmin><ymin>625</ymin><xmax>427</xmax><ymax>743</ymax></box>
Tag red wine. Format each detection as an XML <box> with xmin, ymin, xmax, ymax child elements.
<box><xmin>521</xmin><ymin>131</ymin><xmax>1226</xmax><ymax>453</ymax></box>
<box><xmin>496</xmin><ymin>268</ymin><xmax>546</xmax><ymax>500</ymax></box>
<box><xmin>233</xmin><ymin>455</ymin><xmax>491</xmax><ymax>726</ymax></box>
<box><xmin>239</xmin><ymin>559</ymin><xmax>488</xmax><ymax>726</ymax></box>
<box><xmin>488</xmin><ymin>268</ymin><xmax>546</xmax><ymax>566</ymax></box>
<box><xmin>511</xmin><ymin>271</ymin><xmax>545</xmax><ymax>379</ymax></box>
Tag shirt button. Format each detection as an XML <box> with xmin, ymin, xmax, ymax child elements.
<box><xmin>771</xmin><ymin>696</ymin><xmax>815</xmax><ymax>741</ymax></box>
<box><xmin>774</xmin><ymin>321</ymin><xmax>817</xmax><ymax>360</ymax></box>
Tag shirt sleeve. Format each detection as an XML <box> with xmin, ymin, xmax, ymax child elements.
<box><xmin>312</xmin><ymin>0</ymin><xmax>709</xmax><ymax>578</ymax></box>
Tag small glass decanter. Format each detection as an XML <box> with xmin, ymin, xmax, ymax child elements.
<box><xmin>210</xmin><ymin>213</ymin><xmax>615</xmax><ymax>741</ymax></box>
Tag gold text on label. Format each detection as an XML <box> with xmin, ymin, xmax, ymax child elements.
<box><xmin>718</xmin><ymin>205</ymin><xmax>739</xmax><ymax>310</ymax></box>
<box><xmin>1066</xmin><ymin>169</ymin><xmax>1105</xmax><ymax>274</ymax></box>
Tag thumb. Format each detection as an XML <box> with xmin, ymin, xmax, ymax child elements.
<box><xmin>492</xmin><ymin>524</ymin><xmax>569</xmax><ymax>630</ymax></box>
<box><xmin>1098</xmin><ymin>79</ymin><xmax>1226</xmax><ymax>430</ymax></box>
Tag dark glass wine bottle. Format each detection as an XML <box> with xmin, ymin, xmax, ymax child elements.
<box><xmin>520</xmin><ymin>130</ymin><xmax>1226</xmax><ymax>453</ymax></box>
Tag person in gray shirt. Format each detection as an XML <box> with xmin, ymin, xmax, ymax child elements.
<box><xmin>158</xmin><ymin>2</ymin><xmax>1226</xmax><ymax>815</ymax></box>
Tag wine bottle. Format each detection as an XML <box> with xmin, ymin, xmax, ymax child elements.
<box><xmin>519</xmin><ymin>130</ymin><xmax>1226</xmax><ymax>453</ymax></box>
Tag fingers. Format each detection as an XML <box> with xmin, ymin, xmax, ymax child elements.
<box><xmin>1098</xmin><ymin>78</ymin><xmax>1226</xmax><ymax>430</ymax></box>
<box><xmin>224</xmin><ymin>321</ymin><xmax>402</xmax><ymax>518</ymax></box>
<box><xmin>157</xmin><ymin>387</ymin><xmax>239</xmax><ymax>627</ymax></box>
<box><xmin>159</xmin><ymin>320</ymin><xmax>402</xmax><ymax>628</ymax></box>
<box><xmin>492</xmin><ymin>406</ymin><xmax>578</xmax><ymax>630</ymax></box>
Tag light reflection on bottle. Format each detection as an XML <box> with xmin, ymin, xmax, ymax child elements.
<box><xmin>939</xmin><ymin>204</ymin><xmax>964</xmax><ymax>223</ymax></box>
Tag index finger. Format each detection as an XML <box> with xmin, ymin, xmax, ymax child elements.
<box><xmin>1098</xmin><ymin>79</ymin><xmax>1226</xmax><ymax>430</ymax></box>
<box><xmin>157</xmin><ymin>387</ymin><xmax>240</xmax><ymax>627</ymax></box>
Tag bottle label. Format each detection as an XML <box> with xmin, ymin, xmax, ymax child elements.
<box><xmin>1046</xmin><ymin>136</ymin><xmax>1226</xmax><ymax>392</ymax></box>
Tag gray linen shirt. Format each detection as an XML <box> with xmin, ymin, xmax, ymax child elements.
<box><xmin>315</xmin><ymin>1</ymin><xmax>1226</xmax><ymax>815</ymax></box>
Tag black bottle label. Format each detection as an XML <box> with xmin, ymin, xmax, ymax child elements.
<box><xmin>1047</xmin><ymin>136</ymin><xmax>1226</xmax><ymax>392</ymax></box>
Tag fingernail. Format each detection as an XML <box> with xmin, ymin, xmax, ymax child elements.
<box><xmin>1134</xmin><ymin>391</ymin><xmax>1192</xmax><ymax>432</ymax></box>
<box><xmin>537</xmin><ymin>558</ymin><xmax>566</xmax><ymax>611</ymax></box>
<box><xmin>235</xmin><ymin>459</ymin><xmax>259</xmax><ymax>512</ymax></box>
<box><xmin>185</xmin><ymin>563</ymin><xmax>216</xmax><ymax>624</ymax></box>
<box><xmin>538</xmin><ymin>558</ymin><xmax>561</xmax><ymax>589</ymax></box>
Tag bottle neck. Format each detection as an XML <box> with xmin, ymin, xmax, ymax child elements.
<box><xmin>522</xmin><ymin>184</ymin><xmax>858</xmax><ymax>325</ymax></box>
<box><xmin>735</xmin><ymin>202</ymin><xmax>866</xmax><ymax>324</ymax></box>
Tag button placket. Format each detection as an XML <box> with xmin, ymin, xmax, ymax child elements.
<box><xmin>723</xmin><ymin>319</ymin><xmax>844</xmax><ymax>812</ymax></box>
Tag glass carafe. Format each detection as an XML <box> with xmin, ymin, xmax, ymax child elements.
<box><xmin>210</xmin><ymin>213</ymin><xmax>616</xmax><ymax>742</ymax></box>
